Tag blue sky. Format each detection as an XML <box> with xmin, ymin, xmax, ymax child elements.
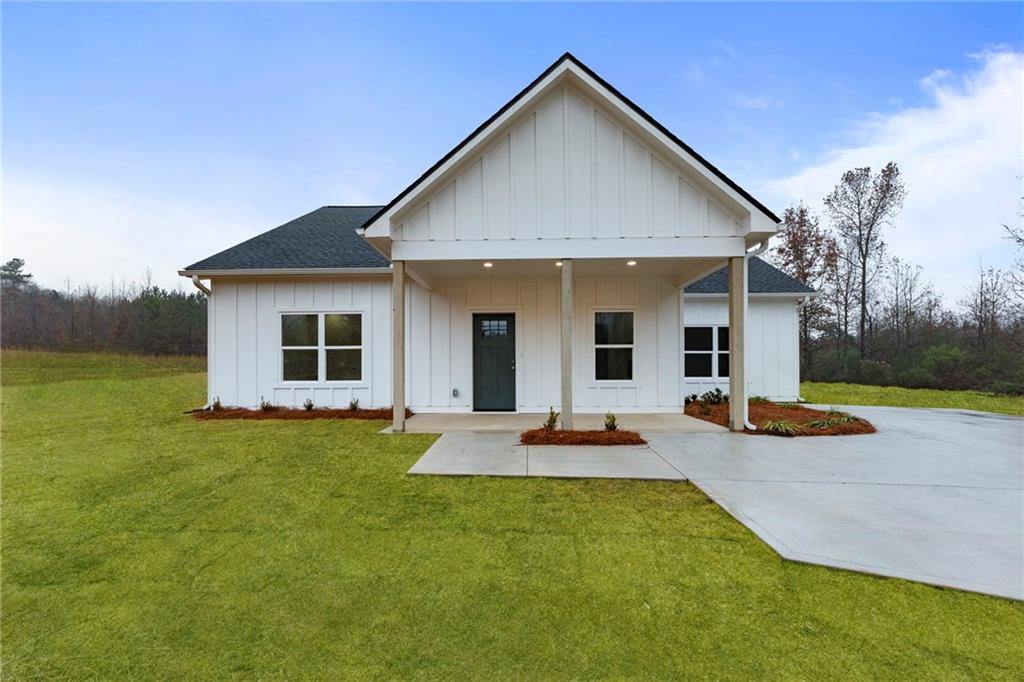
<box><xmin>4</xmin><ymin>2</ymin><xmax>1022</xmax><ymax>299</ymax></box>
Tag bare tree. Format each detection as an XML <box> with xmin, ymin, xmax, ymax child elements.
<box><xmin>884</xmin><ymin>257</ymin><xmax>925</xmax><ymax>355</ymax></box>
<box><xmin>824</xmin><ymin>162</ymin><xmax>906</xmax><ymax>357</ymax></box>
<box><xmin>771</xmin><ymin>203</ymin><xmax>838</xmax><ymax>375</ymax></box>
<box><xmin>960</xmin><ymin>265</ymin><xmax>1008</xmax><ymax>350</ymax></box>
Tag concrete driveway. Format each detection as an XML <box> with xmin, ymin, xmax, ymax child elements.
<box><xmin>646</xmin><ymin>406</ymin><xmax>1024</xmax><ymax>601</ymax></box>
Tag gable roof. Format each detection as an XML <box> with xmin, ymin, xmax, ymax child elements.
<box><xmin>685</xmin><ymin>257</ymin><xmax>815</xmax><ymax>295</ymax></box>
<box><xmin>181</xmin><ymin>206</ymin><xmax>389</xmax><ymax>273</ymax></box>
<box><xmin>361</xmin><ymin>52</ymin><xmax>781</xmax><ymax>234</ymax></box>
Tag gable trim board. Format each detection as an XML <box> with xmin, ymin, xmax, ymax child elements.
<box><xmin>182</xmin><ymin>54</ymin><xmax>810</xmax><ymax>415</ymax></box>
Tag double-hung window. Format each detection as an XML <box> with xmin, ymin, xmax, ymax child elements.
<box><xmin>683</xmin><ymin>326</ymin><xmax>729</xmax><ymax>378</ymax></box>
<box><xmin>594</xmin><ymin>311</ymin><xmax>634</xmax><ymax>381</ymax></box>
<box><xmin>281</xmin><ymin>313</ymin><xmax>362</xmax><ymax>382</ymax></box>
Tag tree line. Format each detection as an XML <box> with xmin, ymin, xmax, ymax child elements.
<box><xmin>771</xmin><ymin>163</ymin><xmax>1024</xmax><ymax>395</ymax></box>
<box><xmin>1</xmin><ymin>259</ymin><xmax>206</xmax><ymax>356</ymax></box>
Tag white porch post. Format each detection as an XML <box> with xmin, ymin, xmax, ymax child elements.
<box><xmin>727</xmin><ymin>256</ymin><xmax>746</xmax><ymax>431</ymax></box>
<box><xmin>560</xmin><ymin>258</ymin><xmax>574</xmax><ymax>431</ymax></box>
<box><xmin>392</xmin><ymin>260</ymin><xmax>406</xmax><ymax>433</ymax></box>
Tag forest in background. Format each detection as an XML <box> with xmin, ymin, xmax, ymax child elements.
<box><xmin>2</xmin><ymin>164</ymin><xmax>1022</xmax><ymax>394</ymax></box>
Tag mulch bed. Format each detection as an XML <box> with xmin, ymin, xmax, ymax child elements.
<box><xmin>684</xmin><ymin>401</ymin><xmax>876</xmax><ymax>436</ymax></box>
<box><xmin>519</xmin><ymin>429</ymin><xmax>647</xmax><ymax>446</ymax></box>
<box><xmin>194</xmin><ymin>406</ymin><xmax>412</xmax><ymax>421</ymax></box>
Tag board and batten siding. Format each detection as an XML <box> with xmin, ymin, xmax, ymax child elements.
<box><xmin>207</xmin><ymin>277</ymin><xmax>801</xmax><ymax>409</ymax></box>
<box><xmin>681</xmin><ymin>296</ymin><xmax>801</xmax><ymax>402</ymax></box>
<box><xmin>392</xmin><ymin>85</ymin><xmax>743</xmax><ymax>244</ymax></box>
<box><xmin>207</xmin><ymin>278</ymin><xmax>392</xmax><ymax>408</ymax></box>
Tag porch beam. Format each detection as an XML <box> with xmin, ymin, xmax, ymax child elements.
<box><xmin>405</xmin><ymin>264</ymin><xmax>433</xmax><ymax>291</ymax></box>
<box><xmin>392</xmin><ymin>260</ymin><xmax>406</xmax><ymax>433</ymax></box>
<box><xmin>727</xmin><ymin>256</ymin><xmax>745</xmax><ymax>432</ymax></box>
<box><xmin>391</xmin><ymin>236</ymin><xmax>747</xmax><ymax>262</ymax></box>
<box><xmin>560</xmin><ymin>258</ymin><xmax>574</xmax><ymax>431</ymax></box>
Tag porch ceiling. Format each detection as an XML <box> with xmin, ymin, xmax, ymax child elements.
<box><xmin>409</xmin><ymin>257</ymin><xmax>726</xmax><ymax>283</ymax></box>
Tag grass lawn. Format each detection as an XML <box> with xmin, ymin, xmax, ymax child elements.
<box><xmin>801</xmin><ymin>381</ymin><xmax>1024</xmax><ymax>416</ymax></box>
<box><xmin>3</xmin><ymin>351</ymin><xmax>1023</xmax><ymax>679</ymax></box>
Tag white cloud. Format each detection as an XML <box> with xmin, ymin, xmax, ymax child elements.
<box><xmin>763</xmin><ymin>50</ymin><xmax>1024</xmax><ymax>302</ymax></box>
<box><xmin>732</xmin><ymin>95</ymin><xmax>785</xmax><ymax>110</ymax></box>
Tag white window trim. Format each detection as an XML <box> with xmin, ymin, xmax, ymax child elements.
<box><xmin>279</xmin><ymin>311</ymin><xmax>366</xmax><ymax>386</ymax></box>
<box><xmin>592</xmin><ymin>308</ymin><xmax>636</xmax><ymax>385</ymax></box>
<box><xmin>683</xmin><ymin>324</ymin><xmax>729</xmax><ymax>379</ymax></box>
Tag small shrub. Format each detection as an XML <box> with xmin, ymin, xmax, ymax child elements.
<box><xmin>749</xmin><ymin>395</ymin><xmax>771</xmax><ymax>404</ymax></box>
<box><xmin>777</xmin><ymin>402</ymin><xmax>800</xmax><ymax>410</ymax></box>
<box><xmin>699</xmin><ymin>388</ymin><xmax>727</xmax><ymax>405</ymax></box>
<box><xmin>543</xmin><ymin>407</ymin><xmax>559</xmax><ymax>431</ymax></box>
<box><xmin>856</xmin><ymin>359</ymin><xmax>895</xmax><ymax>386</ymax></box>
<box><xmin>348</xmin><ymin>398</ymin><xmax>360</xmax><ymax>411</ymax></box>
<box><xmin>805</xmin><ymin>418</ymin><xmax>836</xmax><ymax>429</ymax></box>
<box><xmin>259</xmin><ymin>396</ymin><xmax>273</xmax><ymax>411</ymax></box>
<box><xmin>303</xmin><ymin>398</ymin><xmax>314</xmax><ymax>411</ymax></box>
<box><xmin>604</xmin><ymin>412</ymin><xmax>618</xmax><ymax>432</ymax></box>
<box><xmin>898</xmin><ymin>367</ymin><xmax>938</xmax><ymax>389</ymax></box>
<box><xmin>683</xmin><ymin>393</ymin><xmax>699</xmax><ymax>406</ymax></box>
<box><xmin>699</xmin><ymin>402</ymin><xmax>711</xmax><ymax>416</ymax></box>
<box><xmin>986</xmin><ymin>380</ymin><xmax>1024</xmax><ymax>396</ymax></box>
<box><xmin>760</xmin><ymin>419</ymin><xmax>802</xmax><ymax>436</ymax></box>
<box><xmin>211</xmin><ymin>396</ymin><xmax>222</xmax><ymax>411</ymax></box>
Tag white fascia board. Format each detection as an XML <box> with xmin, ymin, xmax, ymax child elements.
<box><xmin>178</xmin><ymin>267</ymin><xmax>392</xmax><ymax>278</ymax></box>
<box><xmin>391</xmin><ymin>237</ymin><xmax>747</xmax><ymax>261</ymax></box>
<box><xmin>362</xmin><ymin>62</ymin><xmax>574</xmax><ymax>238</ymax></box>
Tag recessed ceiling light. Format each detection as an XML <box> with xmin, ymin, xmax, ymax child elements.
<box><xmin>627</xmin><ymin>260</ymin><xmax>637</xmax><ymax>266</ymax></box>
<box><xmin>483</xmin><ymin>262</ymin><xmax>493</xmax><ymax>268</ymax></box>
<box><xmin>555</xmin><ymin>261</ymin><xmax>563</xmax><ymax>267</ymax></box>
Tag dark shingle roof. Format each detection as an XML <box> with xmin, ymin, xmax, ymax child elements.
<box><xmin>685</xmin><ymin>257</ymin><xmax>815</xmax><ymax>295</ymax></box>
<box><xmin>183</xmin><ymin>206</ymin><xmax>389</xmax><ymax>271</ymax></box>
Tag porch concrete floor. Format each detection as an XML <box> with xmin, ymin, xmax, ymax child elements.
<box><xmin>400</xmin><ymin>411</ymin><xmax>723</xmax><ymax>433</ymax></box>
<box><xmin>407</xmin><ymin>431</ymin><xmax>687</xmax><ymax>481</ymax></box>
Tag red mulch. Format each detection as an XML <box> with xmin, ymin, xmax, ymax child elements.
<box><xmin>519</xmin><ymin>428</ymin><xmax>647</xmax><ymax>446</ymax></box>
<box><xmin>194</xmin><ymin>406</ymin><xmax>412</xmax><ymax>421</ymax></box>
<box><xmin>684</xmin><ymin>401</ymin><xmax>876</xmax><ymax>436</ymax></box>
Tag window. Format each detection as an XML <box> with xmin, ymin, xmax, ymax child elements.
<box><xmin>281</xmin><ymin>313</ymin><xmax>362</xmax><ymax>382</ymax></box>
<box><xmin>595</xmin><ymin>311</ymin><xmax>633</xmax><ymax>381</ymax></box>
<box><xmin>684</xmin><ymin>325</ymin><xmax>729</xmax><ymax>378</ymax></box>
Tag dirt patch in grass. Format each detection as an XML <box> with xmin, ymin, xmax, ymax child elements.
<box><xmin>684</xmin><ymin>401</ymin><xmax>876</xmax><ymax>436</ymax></box>
<box><xmin>519</xmin><ymin>429</ymin><xmax>647</xmax><ymax>446</ymax></box>
<box><xmin>194</xmin><ymin>406</ymin><xmax>412</xmax><ymax>421</ymax></box>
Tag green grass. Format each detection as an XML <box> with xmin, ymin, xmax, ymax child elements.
<box><xmin>801</xmin><ymin>381</ymin><xmax>1024</xmax><ymax>416</ymax></box>
<box><xmin>3</xmin><ymin>351</ymin><xmax>1023</xmax><ymax>679</ymax></box>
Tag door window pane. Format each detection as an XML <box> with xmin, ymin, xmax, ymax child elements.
<box><xmin>595</xmin><ymin>312</ymin><xmax>633</xmax><ymax>345</ymax></box>
<box><xmin>684</xmin><ymin>353</ymin><xmax>712</xmax><ymax>378</ymax></box>
<box><xmin>685</xmin><ymin>327</ymin><xmax>713</xmax><ymax>351</ymax></box>
<box><xmin>282</xmin><ymin>314</ymin><xmax>318</xmax><ymax>346</ymax></box>
<box><xmin>718</xmin><ymin>326</ymin><xmax>729</xmax><ymax>352</ymax></box>
<box><xmin>480</xmin><ymin>319</ymin><xmax>509</xmax><ymax>338</ymax></box>
<box><xmin>283</xmin><ymin>349</ymin><xmax>318</xmax><ymax>381</ymax></box>
<box><xmin>596</xmin><ymin>348</ymin><xmax>633</xmax><ymax>380</ymax></box>
<box><xmin>325</xmin><ymin>313</ymin><xmax>361</xmax><ymax>346</ymax></box>
<box><xmin>326</xmin><ymin>349</ymin><xmax>361</xmax><ymax>381</ymax></box>
<box><xmin>718</xmin><ymin>352</ymin><xmax>730</xmax><ymax>378</ymax></box>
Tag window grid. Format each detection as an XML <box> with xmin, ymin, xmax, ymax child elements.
<box><xmin>281</xmin><ymin>312</ymin><xmax>363</xmax><ymax>383</ymax></box>
<box><xmin>683</xmin><ymin>325</ymin><xmax>729</xmax><ymax>379</ymax></box>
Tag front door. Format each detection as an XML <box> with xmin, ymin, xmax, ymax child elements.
<box><xmin>473</xmin><ymin>313</ymin><xmax>516</xmax><ymax>411</ymax></box>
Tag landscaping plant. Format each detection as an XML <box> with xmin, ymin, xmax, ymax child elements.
<box><xmin>348</xmin><ymin>398</ymin><xmax>360</xmax><ymax>411</ymax></box>
<box><xmin>259</xmin><ymin>396</ymin><xmax>274</xmax><ymax>411</ymax></box>
<box><xmin>211</xmin><ymin>396</ymin><xmax>222</xmax><ymax>411</ymax></box>
<box><xmin>604</xmin><ymin>412</ymin><xmax>618</xmax><ymax>432</ymax></box>
<box><xmin>303</xmin><ymin>398</ymin><xmax>314</xmax><ymax>411</ymax></box>
<box><xmin>543</xmin><ymin>406</ymin><xmax>559</xmax><ymax>431</ymax></box>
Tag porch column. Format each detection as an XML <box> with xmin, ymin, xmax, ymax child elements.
<box><xmin>560</xmin><ymin>258</ymin><xmax>574</xmax><ymax>431</ymax></box>
<box><xmin>392</xmin><ymin>260</ymin><xmax>406</xmax><ymax>433</ymax></box>
<box><xmin>727</xmin><ymin>256</ymin><xmax>746</xmax><ymax>432</ymax></box>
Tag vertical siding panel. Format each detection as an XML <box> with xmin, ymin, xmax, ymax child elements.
<box><xmin>256</xmin><ymin>282</ymin><xmax>276</xmax><ymax>404</ymax></box>
<box><xmin>636</xmin><ymin>278</ymin><xmax>659</xmax><ymax>407</ymax></box>
<box><xmin>235</xmin><ymin>283</ymin><xmax>258</xmax><ymax>406</ymax></box>
<box><xmin>657</xmin><ymin>279</ymin><xmax>680</xmax><ymax>407</ymax></box>
<box><xmin>213</xmin><ymin>281</ymin><xmax>238</xmax><ymax>406</ymax></box>
<box><xmin>510</xmin><ymin>114</ymin><xmax>537</xmax><ymax>239</ymax></box>
<box><xmin>313</xmin><ymin>281</ymin><xmax>332</xmax><ymax>309</ymax></box>
<box><xmin>622</xmin><ymin>135</ymin><xmax>649</xmax><ymax>238</ymax></box>
<box><xmin>409</xmin><ymin>283</ymin><xmax>432</xmax><ymax>407</ymax></box>
<box><xmin>594</xmin><ymin>113</ymin><xmax>622</xmax><ymax>238</ymax></box>
<box><xmin>539</xmin><ymin>279</ymin><xmax>560</xmax><ymax>409</ymax></box>
<box><xmin>332</xmin><ymin>281</ymin><xmax>353</xmax><ymax>308</ymax></box>
<box><xmin>456</xmin><ymin>159</ymin><xmax>483</xmax><ymax>240</ymax></box>
<box><xmin>294</xmin><ymin>282</ymin><xmax>313</xmax><ymax>309</ymax></box>
<box><xmin>274</xmin><ymin>282</ymin><xmax>294</xmax><ymax>309</ymax></box>
<box><xmin>678</xmin><ymin>178</ymin><xmax>703</xmax><ymax>236</ymax></box>
<box><xmin>371</xmin><ymin>280</ymin><xmax>391</xmax><ymax>407</ymax></box>
<box><xmin>446</xmin><ymin>280</ymin><xmax>471</xmax><ymax>409</ymax></box>
<box><xmin>431</xmin><ymin>182</ymin><xmax>456</xmax><ymax>241</ymax></box>
<box><xmin>430</xmin><ymin>285</ymin><xmax>451</xmax><ymax>407</ymax></box>
<box><xmin>536</xmin><ymin>90</ymin><xmax>565</xmax><ymax>238</ymax></box>
<box><xmin>483</xmin><ymin>136</ymin><xmax>511</xmax><ymax>239</ymax></box>
<box><xmin>565</xmin><ymin>90</ymin><xmax>593</xmax><ymax>239</ymax></box>
<box><xmin>650</xmin><ymin>157</ymin><xmax>676</xmax><ymax>237</ymax></box>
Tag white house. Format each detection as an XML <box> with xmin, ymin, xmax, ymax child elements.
<box><xmin>181</xmin><ymin>53</ymin><xmax>814</xmax><ymax>431</ymax></box>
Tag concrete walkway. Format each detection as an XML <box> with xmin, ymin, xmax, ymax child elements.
<box><xmin>401</xmin><ymin>411</ymin><xmax>720</xmax><ymax>433</ymax></box>
<box><xmin>408</xmin><ymin>431</ymin><xmax>687</xmax><ymax>480</ymax></box>
<box><xmin>647</xmin><ymin>406</ymin><xmax>1024</xmax><ymax>601</ymax></box>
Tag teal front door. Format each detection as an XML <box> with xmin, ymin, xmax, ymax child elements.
<box><xmin>473</xmin><ymin>313</ymin><xmax>516</xmax><ymax>411</ymax></box>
